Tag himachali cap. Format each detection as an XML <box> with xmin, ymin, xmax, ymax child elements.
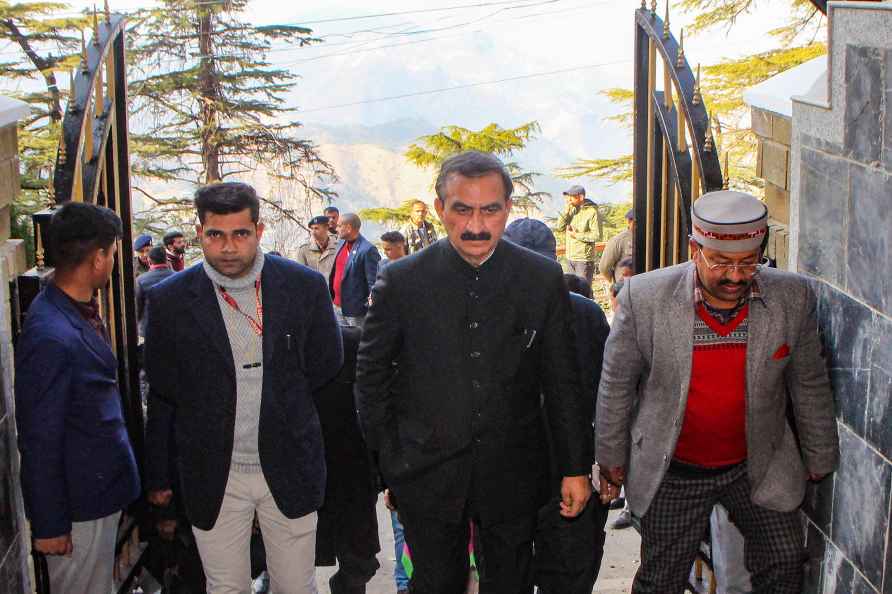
<box><xmin>691</xmin><ymin>190</ymin><xmax>768</xmax><ymax>253</ymax></box>
<box><xmin>308</xmin><ymin>215</ymin><xmax>329</xmax><ymax>227</ymax></box>
<box><xmin>563</xmin><ymin>185</ymin><xmax>585</xmax><ymax>196</ymax></box>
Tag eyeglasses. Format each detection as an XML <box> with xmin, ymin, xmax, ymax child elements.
<box><xmin>698</xmin><ymin>250</ymin><xmax>765</xmax><ymax>274</ymax></box>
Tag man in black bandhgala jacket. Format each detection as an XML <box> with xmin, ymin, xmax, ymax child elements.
<box><xmin>356</xmin><ymin>151</ymin><xmax>592</xmax><ymax>594</ymax></box>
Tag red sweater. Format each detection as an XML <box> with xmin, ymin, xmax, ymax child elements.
<box><xmin>331</xmin><ymin>241</ymin><xmax>352</xmax><ymax>307</ymax></box>
<box><xmin>673</xmin><ymin>303</ymin><xmax>749</xmax><ymax>467</ymax></box>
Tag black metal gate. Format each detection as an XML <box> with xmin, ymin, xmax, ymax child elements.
<box><xmin>632</xmin><ymin>0</ymin><xmax>725</xmax><ymax>274</ymax></box>
<box><xmin>15</xmin><ymin>8</ymin><xmax>145</xmax><ymax>591</ymax></box>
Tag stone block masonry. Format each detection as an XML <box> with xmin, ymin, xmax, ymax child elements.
<box><xmin>791</xmin><ymin>3</ymin><xmax>892</xmax><ymax>593</ymax></box>
<box><xmin>0</xmin><ymin>97</ymin><xmax>31</xmax><ymax>594</ymax></box>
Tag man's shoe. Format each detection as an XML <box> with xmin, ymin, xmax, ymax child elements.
<box><xmin>610</xmin><ymin>509</ymin><xmax>632</xmax><ymax>530</ymax></box>
<box><xmin>609</xmin><ymin>496</ymin><xmax>626</xmax><ymax>510</ymax></box>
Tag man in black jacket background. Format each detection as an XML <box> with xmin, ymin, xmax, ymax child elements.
<box><xmin>314</xmin><ymin>325</ymin><xmax>380</xmax><ymax>594</ymax></box>
<box><xmin>502</xmin><ymin>218</ymin><xmax>611</xmax><ymax>594</ymax></box>
<box><xmin>356</xmin><ymin>151</ymin><xmax>592</xmax><ymax>594</ymax></box>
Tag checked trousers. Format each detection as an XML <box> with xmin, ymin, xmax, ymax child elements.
<box><xmin>633</xmin><ymin>461</ymin><xmax>804</xmax><ymax>594</ymax></box>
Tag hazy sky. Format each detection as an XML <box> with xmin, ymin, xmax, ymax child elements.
<box><xmin>6</xmin><ymin>0</ymin><xmax>817</xmax><ymax>204</ymax></box>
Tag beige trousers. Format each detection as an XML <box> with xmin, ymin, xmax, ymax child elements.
<box><xmin>192</xmin><ymin>470</ymin><xmax>318</xmax><ymax>594</ymax></box>
<box><xmin>45</xmin><ymin>511</ymin><xmax>121</xmax><ymax>594</ymax></box>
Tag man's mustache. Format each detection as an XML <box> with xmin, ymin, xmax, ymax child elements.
<box><xmin>718</xmin><ymin>279</ymin><xmax>748</xmax><ymax>287</ymax></box>
<box><xmin>461</xmin><ymin>231</ymin><xmax>492</xmax><ymax>241</ymax></box>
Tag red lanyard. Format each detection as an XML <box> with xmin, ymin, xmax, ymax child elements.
<box><xmin>218</xmin><ymin>278</ymin><xmax>263</xmax><ymax>336</ymax></box>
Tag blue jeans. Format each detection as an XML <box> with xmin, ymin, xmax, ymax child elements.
<box><xmin>391</xmin><ymin>511</ymin><xmax>410</xmax><ymax>590</ymax></box>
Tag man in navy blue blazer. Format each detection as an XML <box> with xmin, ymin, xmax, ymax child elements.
<box><xmin>15</xmin><ymin>202</ymin><xmax>140</xmax><ymax>594</ymax></box>
<box><xmin>144</xmin><ymin>182</ymin><xmax>343</xmax><ymax>593</ymax></box>
<box><xmin>329</xmin><ymin>212</ymin><xmax>380</xmax><ymax>327</ymax></box>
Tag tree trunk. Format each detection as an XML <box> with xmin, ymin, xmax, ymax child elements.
<box><xmin>197</xmin><ymin>9</ymin><xmax>221</xmax><ymax>183</ymax></box>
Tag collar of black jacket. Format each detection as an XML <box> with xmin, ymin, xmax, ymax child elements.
<box><xmin>443</xmin><ymin>237</ymin><xmax>509</xmax><ymax>280</ymax></box>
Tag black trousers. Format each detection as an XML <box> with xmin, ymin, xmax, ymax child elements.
<box><xmin>534</xmin><ymin>495</ymin><xmax>609</xmax><ymax>594</ymax></box>
<box><xmin>400</xmin><ymin>507</ymin><xmax>536</xmax><ymax>594</ymax></box>
<box><xmin>634</xmin><ymin>461</ymin><xmax>804</xmax><ymax>594</ymax></box>
<box><xmin>316</xmin><ymin>494</ymin><xmax>381</xmax><ymax>594</ymax></box>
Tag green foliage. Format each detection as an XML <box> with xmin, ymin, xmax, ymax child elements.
<box><xmin>558</xmin><ymin>2</ymin><xmax>827</xmax><ymax>200</ymax></box>
<box><xmin>555</xmin><ymin>155</ymin><xmax>633</xmax><ymax>185</ymax></box>
<box><xmin>359</xmin><ymin>199</ymin><xmax>445</xmax><ymax>234</ymax></box>
<box><xmin>676</xmin><ymin>0</ymin><xmax>822</xmax><ymax>42</ymax></box>
<box><xmin>601</xmin><ymin>201</ymin><xmax>634</xmax><ymax>239</ymax></box>
<box><xmin>405</xmin><ymin>122</ymin><xmax>549</xmax><ymax>216</ymax></box>
<box><xmin>0</xmin><ymin>1</ymin><xmax>88</xmax><ymax>259</ymax></box>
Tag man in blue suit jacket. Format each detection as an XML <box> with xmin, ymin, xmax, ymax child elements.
<box><xmin>15</xmin><ymin>202</ymin><xmax>140</xmax><ymax>594</ymax></box>
<box><xmin>145</xmin><ymin>182</ymin><xmax>343</xmax><ymax>593</ymax></box>
<box><xmin>329</xmin><ymin>212</ymin><xmax>380</xmax><ymax>327</ymax></box>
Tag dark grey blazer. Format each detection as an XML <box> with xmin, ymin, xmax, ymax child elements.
<box><xmin>596</xmin><ymin>262</ymin><xmax>839</xmax><ymax>517</ymax></box>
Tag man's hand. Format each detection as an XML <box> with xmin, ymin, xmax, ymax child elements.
<box><xmin>383</xmin><ymin>489</ymin><xmax>397</xmax><ymax>511</ymax></box>
<box><xmin>156</xmin><ymin>519</ymin><xmax>177</xmax><ymax>541</ymax></box>
<box><xmin>560</xmin><ymin>475</ymin><xmax>592</xmax><ymax>518</ymax></box>
<box><xmin>598</xmin><ymin>465</ymin><xmax>625</xmax><ymax>505</ymax></box>
<box><xmin>34</xmin><ymin>534</ymin><xmax>72</xmax><ymax>556</ymax></box>
<box><xmin>148</xmin><ymin>489</ymin><xmax>173</xmax><ymax>507</ymax></box>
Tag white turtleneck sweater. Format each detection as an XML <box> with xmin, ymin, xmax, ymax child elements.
<box><xmin>202</xmin><ymin>249</ymin><xmax>265</xmax><ymax>473</ymax></box>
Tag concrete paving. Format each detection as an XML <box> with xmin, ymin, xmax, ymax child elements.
<box><xmin>315</xmin><ymin>500</ymin><xmax>641</xmax><ymax>594</ymax></box>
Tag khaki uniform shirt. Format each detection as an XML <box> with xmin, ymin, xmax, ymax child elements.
<box><xmin>297</xmin><ymin>238</ymin><xmax>338</xmax><ymax>279</ymax></box>
<box><xmin>598</xmin><ymin>227</ymin><xmax>633</xmax><ymax>283</ymax></box>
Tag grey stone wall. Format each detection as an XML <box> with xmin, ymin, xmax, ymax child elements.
<box><xmin>792</xmin><ymin>4</ymin><xmax>892</xmax><ymax>593</ymax></box>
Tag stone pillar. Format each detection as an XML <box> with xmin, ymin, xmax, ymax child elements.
<box><xmin>0</xmin><ymin>96</ymin><xmax>32</xmax><ymax>593</ymax></box>
<box><xmin>790</xmin><ymin>3</ymin><xmax>892</xmax><ymax>593</ymax></box>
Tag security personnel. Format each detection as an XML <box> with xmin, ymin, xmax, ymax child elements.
<box><xmin>599</xmin><ymin>209</ymin><xmax>634</xmax><ymax>283</ymax></box>
<box><xmin>356</xmin><ymin>151</ymin><xmax>592</xmax><ymax>594</ymax></box>
<box><xmin>296</xmin><ymin>215</ymin><xmax>338</xmax><ymax>279</ymax></box>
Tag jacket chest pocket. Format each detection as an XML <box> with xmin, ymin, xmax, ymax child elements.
<box><xmin>496</xmin><ymin>326</ymin><xmax>542</xmax><ymax>379</ymax></box>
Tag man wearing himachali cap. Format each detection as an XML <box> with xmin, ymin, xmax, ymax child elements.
<box><xmin>595</xmin><ymin>190</ymin><xmax>839</xmax><ymax>593</ymax></box>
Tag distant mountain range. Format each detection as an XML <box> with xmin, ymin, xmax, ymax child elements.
<box><xmin>304</xmin><ymin>118</ymin><xmax>630</xmax><ymax>223</ymax></box>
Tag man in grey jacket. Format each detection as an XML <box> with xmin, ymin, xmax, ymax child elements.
<box><xmin>596</xmin><ymin>190</ymin><xmax>838</xmax><ymax>594</ymax></box>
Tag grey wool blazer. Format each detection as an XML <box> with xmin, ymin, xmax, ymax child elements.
<box><xmin>595</xmin><ymin>262</ymin><xmax>839</xmax><ymax>517</ymax></box>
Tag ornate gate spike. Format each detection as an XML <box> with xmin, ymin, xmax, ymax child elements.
<box><xmin>692</xmin><ymin>63</ymin><xmax>702</xmax><ymax>105</ymax></box>
<box><xmin>675</xmin><ymin>28</ymin><xmax>685</xmax><ymax>68</ymax></box>
<box><xmin>80</xmin><ymin>30</ymin><xmax>89</xmax><ymax>72</ymax></box>
<box><xmin>704</xmin><ymin>117</ymin><xmax>714</xmax><ymax>152</ymax></box>
<box><xmin>35</xmin><ymin>222</ymin><xmax>46</xmax><ymax>270</ymax></box>
<box><xmin>92</xmin><ymin>6</ymin><xmax>100</xmax><ymax>45</ymax></box>
<box><xmin>641</xmin><ymin>0</ymin><xmax>646</xmax><ymax>9</ymax></box>
<box><xmin>104</xmin><ymin>0</ymin><xmax>111</xmax><ymax>22</ymax></box>
<box><xmin>651</xmin><ymin>0</ymin><xmax>657</xmax><ymax>14</ymax></box>
<box><xmin>663</xmin><ymin>0</ymin><xmax>670</xmax><ymax>38</ymax></box>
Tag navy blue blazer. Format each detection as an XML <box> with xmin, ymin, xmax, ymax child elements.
<box><xmin>14</xmin><ymin>283</ymin><xmax>140</xmax><ymax>539</ymax></box>
<box><xmin>144</xmin><ymin>255</ymin><xmax>343</xmax><ymax>530</ymax></box>
<box><xmin>329</xmin><ymin>234</ymin><xmax>380</xmax><ymax>317</ymax></box>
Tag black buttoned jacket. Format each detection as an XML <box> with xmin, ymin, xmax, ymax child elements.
<box><xmin>356</xmin><ymin>239</ymin><xmax>591</xmax><ymax>525</ymax></box>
